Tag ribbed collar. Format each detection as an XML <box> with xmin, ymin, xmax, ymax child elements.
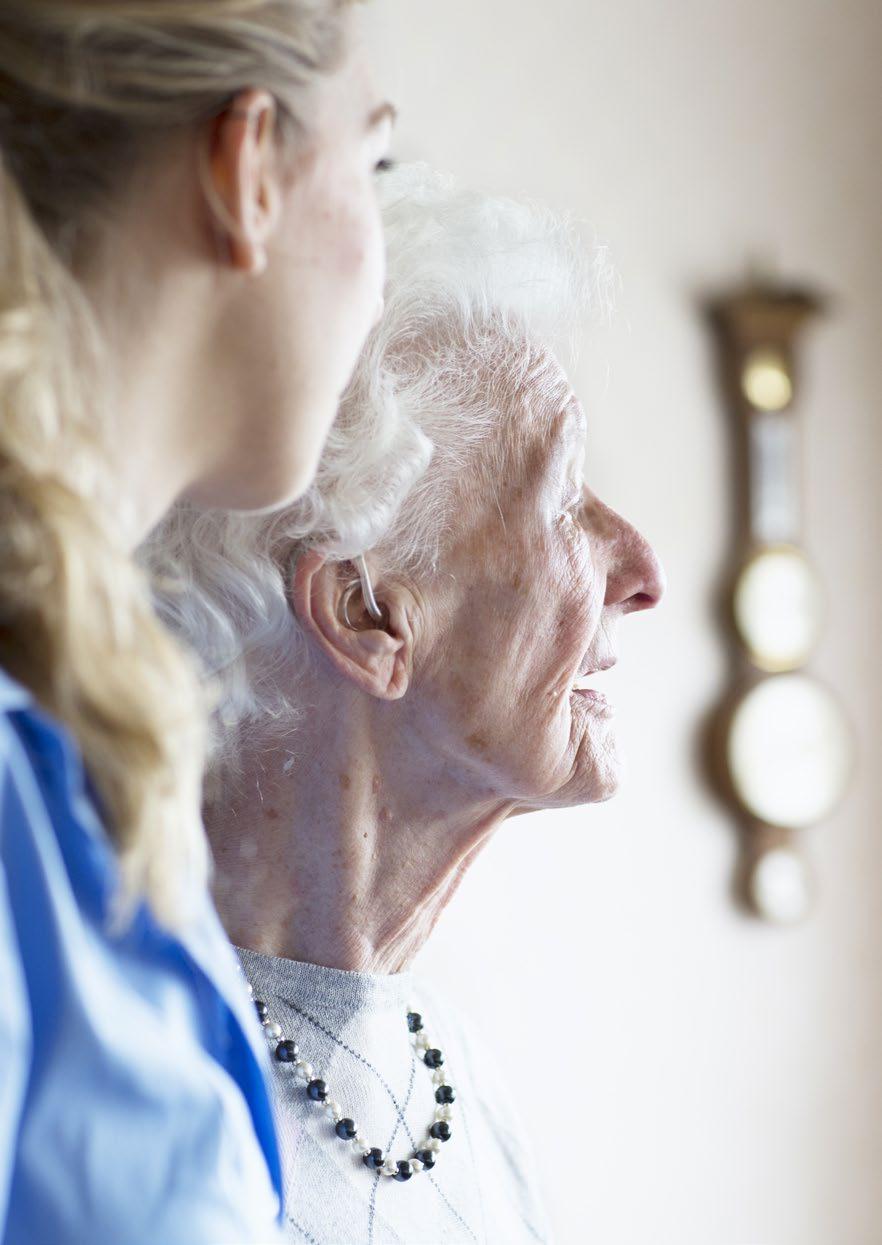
<box><xmin>237</xmin><ymin>946</ymin><xmax>415</xmax><ymax>1027</ymax></box>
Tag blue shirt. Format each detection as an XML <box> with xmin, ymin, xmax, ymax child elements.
<box><xmin>0</xmin><ymin>669</ymin><xmax>283</xmax><ymax>1244</ymax></box>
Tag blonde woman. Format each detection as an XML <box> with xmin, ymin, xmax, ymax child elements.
<box><xmin>0</xmin><ymin>2</ymin><xmax>393</xmax><ymax>1241</ymax></box>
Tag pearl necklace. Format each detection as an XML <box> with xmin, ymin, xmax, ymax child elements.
<box><xmin>245</xmin><ymin>978</ymin><xmax>455</xmax><ymax>1183</ymax></box>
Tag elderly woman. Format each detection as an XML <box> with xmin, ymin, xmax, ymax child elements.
<box><xmin>149</xmin><ymin>165</ymin><xmax>664</xmax><ymax>1243</ymax></box>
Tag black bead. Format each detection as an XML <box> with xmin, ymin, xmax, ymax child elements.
<box><xmin>435</xmin><ymin>1084</ymin><xmax>455</xmax><ymax>1104</ymax></box>
<box><xmin>254</xmin><ymin>999</ymin><xmax>268</xmax><ymax>1022</ymax></box>
<box><xmin>306</xmin><ymin>1078</ymin><xmax>328</xmax><ymax>1102</ymax></box>
<box><xmin>363</xmin><ymin>1147</ymin><xmax>385</xmax><ymax>1170</ymax></box>
<box><xmin>415</xmin><ymin>1148</ymin><xmax>436</xmax><ymax>1170</ymax></box>
<box><xmin>423</xmin><ymin>1048</ymin><xmax>444</xmax><ymax>1069</ymax></box>
<box><xmin>430</xmin><ymin>1121</ymin><xmax>451</xmax><ymax>1143</ymax></box>
<box><xmin>275</xmin><ymin>1040</ymin><xmax>298</xmax><ymax>1063</ymax></box>
<box><xmin>335</xmin><ymin>1118</ymin><xmax>358</xmax><ymax>1141</ymax></box>
<box><xmin>394</xmin><ymin>1160</ymin><xmax>413</xmax><ymax>1182</ymax></box>
<box><xmin>406</xmin><ymin>1011</ymin><xmax>423</xmax><ymax>1033</ymax></box>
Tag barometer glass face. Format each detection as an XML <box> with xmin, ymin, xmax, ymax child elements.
<box><xmin>749</xmin><ymin>847</ymin><xmax>813</xmax><ymax>924</ymax></box>
<box><xmin>727</xmin><ymin>674</ymin><xmax>851</xmax><ymax>829</ymax></box>
<box><xmin>741</xmin><ymin>348</ymin><xmax>793</xmax><ymax>412</ymax></box>
<box><xmin>733</xmin><ymin>546</ymin><xmax>822</xmax><ymax>671</ymax></box>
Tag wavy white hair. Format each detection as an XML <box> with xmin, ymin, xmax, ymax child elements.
<box><xmin>144</xmin><ymin>163</ymin><xmax>612</xmax><ymax>767</ymax></box>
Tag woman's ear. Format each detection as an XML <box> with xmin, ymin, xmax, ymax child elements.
<box><xmin>207</xmin><ymin>87</ymin><xmax>281</xmax><ymax>275</ymax></box>
<box><xmin>290</xmin><ymin>550</ymin><xmax>413</xmax><ymax>701</ymax></box>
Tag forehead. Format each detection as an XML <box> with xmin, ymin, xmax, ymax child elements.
<box><xmin>493</xmin><ymin>344</ymin><xmax>584</xmax><ymax>474</ymax></box>
<box><xmin>310</xmin><ymin>10</ymin><xmax>381</xmax><ymax>131</ymax></box>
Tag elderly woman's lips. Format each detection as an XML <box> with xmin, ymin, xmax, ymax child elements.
<box><xmin>572</xmin><ymin>674</ymin><xmax>603</xmax><ymax>691</ymax></box>
<box><xmin>570</xmin><ymin>684</ymin><xmax>614</xmax><ymax>714</ymax></box>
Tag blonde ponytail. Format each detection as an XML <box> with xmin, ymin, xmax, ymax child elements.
<box><xmin>0</xmin><ymin>0</ymin><xmax>355</xmax><ymax>927</ymax></box>
<box><xmin>0</xmin><ymin>154</ymin><xmax>209</xmax><ymax>925</ymax></box>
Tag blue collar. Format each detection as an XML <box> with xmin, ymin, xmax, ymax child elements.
<box><xmin>0</xmin><ymin>667</ymin><xmax>34</xmax><ymax>713</ymax></box>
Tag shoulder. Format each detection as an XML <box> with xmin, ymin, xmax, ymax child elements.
<box><xmin>0</xmin><ymin>667</ymin><xmax>102</xmax><ymax>883</ymax></box>
<box><xmin>0</xmin><ymin>668</ymin><xmax>33</xmax><ymax>716</ymax></box>
<box><xmin>0</xmin><ymin>671</ymin><xmax>54</xmax><ymax>843</ymax></box>
<box><xmin>0</xmin><ymin>668</ymin><xmax>36</xmax><ymax>773</ymax></box>
<box><xmin>410</xmin><ymin>977</ymin><xmax>503</xmax><ymax>1089</ymax></box>
<box><xmin>413</xmin><ymin>976</ymin><xmax>555</xmax><ymax>1242</ymax></box>
<box><xmin>0</xmin><ymin>664</ymin><xmax>122</xmax><ymax>960</ymax></box>
<box><xmin>0</xmin><ymin>667</ymin><xmax>69</xmax><ymax>811</ymax></box>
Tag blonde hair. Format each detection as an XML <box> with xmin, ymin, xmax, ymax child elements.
<box><xmin>0</xmin><ymin>0</ymin><xmax>354</xmax><ymax>928</ymax></box>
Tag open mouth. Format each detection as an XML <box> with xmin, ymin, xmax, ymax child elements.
<box><xmin>570</xmin><ymin>660</ymin><xmax>616</xmax><ymax>713</ymax></box>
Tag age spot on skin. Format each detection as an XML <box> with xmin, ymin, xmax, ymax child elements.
<box><xmin>339</xmin><ymin>773</ymin><xmax>351</xmax><ymax>790</ymax></box>
<box><xmin>465</xmin><ymin>731</ymin><xmax>489</xmax><ymax>754</ymax></box>
<box><xmin>449</xmin><ymin>671</ymin><xmax>467</xmax><ymax>696</ymax></box>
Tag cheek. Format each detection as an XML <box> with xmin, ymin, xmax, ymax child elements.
<box><xmin>284</xmin><ymin>153</ymin><xmax>383</xmax><ymax>286</ymax></box>
<box><xmin>526</xmin><ymin>527</ymin><xmax>603</xmax><ymax>680</ymax></box>
<box><xmin>456</xmin><ymin>536</ymin><xmax>600</xmax><ymax>748</ymax></box>
<box><xmin>319</xmin><ymin>177</ymin><xmax>384</xmax><ymax>292</ymax></box>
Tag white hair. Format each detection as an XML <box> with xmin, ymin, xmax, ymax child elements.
<box><xmin>144</xmin><ymin>163</ymin><xmax>612</xmax><ymax>765</ymax></box>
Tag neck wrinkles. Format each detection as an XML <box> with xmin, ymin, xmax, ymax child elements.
<box><xmin>208</xmin><ymin>677</ymin><xmax>514</xmax><ymax>974</ymax></box>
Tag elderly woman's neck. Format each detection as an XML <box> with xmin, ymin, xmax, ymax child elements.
<box><xmin>205</xmin><ymin>699</ymin><xmax>514</xmax><ymax>974</ymax></box>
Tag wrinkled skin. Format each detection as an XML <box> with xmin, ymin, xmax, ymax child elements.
<box><xmin>406</xmin><ymin>347</ymin><xmax>663</xmax><ymax>813</ymax></box>
<box><xmin>208</xmin><ymin>345</ymin><xmax>665</xmax><ymax>972</ymax></box>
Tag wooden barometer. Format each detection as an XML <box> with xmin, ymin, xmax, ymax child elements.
<box><xmin>707</xmin><ymin>280</ymin><xmax>852</xmax><ymax>925</ymax></box>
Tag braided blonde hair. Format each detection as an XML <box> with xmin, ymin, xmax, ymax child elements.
<box><xmin>0</xmin><ymin>0</ymin><xmax>354</xmax><ymax>927</ymax></box>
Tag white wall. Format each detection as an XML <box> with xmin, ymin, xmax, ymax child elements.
<box><xmin>378</xmin><ymin>2</ymin><xmax>882</xmax><ymax>1242</ymax></box>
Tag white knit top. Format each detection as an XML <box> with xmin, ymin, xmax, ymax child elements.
<box><xmin>237</xmin><ymin>948</ymin><xmax>553</xmax><ymax>1245</ymax></box>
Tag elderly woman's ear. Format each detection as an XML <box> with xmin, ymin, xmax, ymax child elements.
<box><xmin>289</xmin><ymin>550</ymin><xmax>413</xmax><ymax>700</ymax></box>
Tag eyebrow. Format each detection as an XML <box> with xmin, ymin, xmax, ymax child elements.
<box><xmin>561</xmin><ymin>396</ymin><xmax>587</xmax><ymax>441</ymax></box>
<box><xmin>366</xmin><ymin>101</ymin><xmax>398</xmax><ymax>131</ymax></box>
<box><xmin>563</xmin><ymin>403</ymin><xmax>588</xmax><ymax>476</ymax></box>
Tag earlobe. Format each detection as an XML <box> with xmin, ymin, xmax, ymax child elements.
<box><xmin>207</xmin><ymin>88</ymin><xmax>280</xmax><ymax>275</ymax></box>
<box><xmin>290</xmin><ymin>552</ymin><xmax>412</xmax><ymax>702</ymax></box>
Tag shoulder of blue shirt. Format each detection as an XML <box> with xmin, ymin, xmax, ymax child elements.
<box><xmin>0</xmin><ymin>663</ymin><xmax>285</xmax><ymax>1234</ymax></box>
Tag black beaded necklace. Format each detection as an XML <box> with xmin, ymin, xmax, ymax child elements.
<box><xmin>246</xmin><ymin>978</ymin><xmax>455</xmax><ymax>1183</ymax></box>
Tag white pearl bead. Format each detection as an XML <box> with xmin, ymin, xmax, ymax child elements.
<box><xmin>414</xmin><ymin>1032</ymin><xmax>430</xmax><ymax>1050</ymax></box>
<box><xmin>435</xmin><ymin>1105</ymin><xmax>453</xmax><ymax>1121</ymax></box>
<box><xmin>265</xmin><ymin>1022</ymin><xmax>282</xmax><ymax>1040</ymax></box>
<box><xmin>245</xmin><ymin>982</ymin><xmax>254</xmax><ymax>995</ymax></box>
<box><xmin>381</xmin><ymin>1161</ymin><xmax>397</xmax><ymax>1177</ymax></box>
<box><xmin>327</xmin><ymin>1101</ymin><xmax>342</xmax><ymax>1121</ymax></box>
<box><xmin>354</xmin><ymin>1134</ymin><xmax>369</xmax><ymax>1149</ymax></box>
<box><xmin>295</xmin><ymin>1060</ymin><xmax>314</xmax><ymax>1082</ymax></box>
<box><xmin>427</xmin><ymin>1137</ymin><xmax>442</xmax><ymax>1153</ymax></box>
<box><xmin>411</xmin><ymin>1159</ymin><xmax>425</xmax><ymax>1173</ymax></box>
<box><xmin>432</xmin><ymin>1069</ymin><xmax>448</xmax><ymax>1085</ymax></box>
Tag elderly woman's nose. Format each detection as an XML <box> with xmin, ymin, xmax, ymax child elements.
<box><xmin>599</xmin><ymin>504</ymin><xmax>666</xmax><ymax>613</ymax></box>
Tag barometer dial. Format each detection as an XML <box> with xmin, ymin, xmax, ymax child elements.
<box><xmin>726</xmin><ymin>674</ymin><xmax>852</xmax><ymax>831</ymax></box>
<box><xmin>733</xmin><ymin>545</ymin><xmax>822</xmax><ymax>672</ymax></box>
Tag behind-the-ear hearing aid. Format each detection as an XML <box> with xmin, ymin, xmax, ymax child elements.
<box><xmin>340</xmin><ymin>555</ymin><xmax>386</xmax><ymax>629</ymax></box>
<box><xmin>355</xmin><ymin>556</ymin><xmax>385</xmax><ymax>623</ymax></box>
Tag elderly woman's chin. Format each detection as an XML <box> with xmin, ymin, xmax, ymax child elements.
<box><xmin>510</xmin><ymin>697</ymin><xmax>624</xmax><ymax>814</ymax></box>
